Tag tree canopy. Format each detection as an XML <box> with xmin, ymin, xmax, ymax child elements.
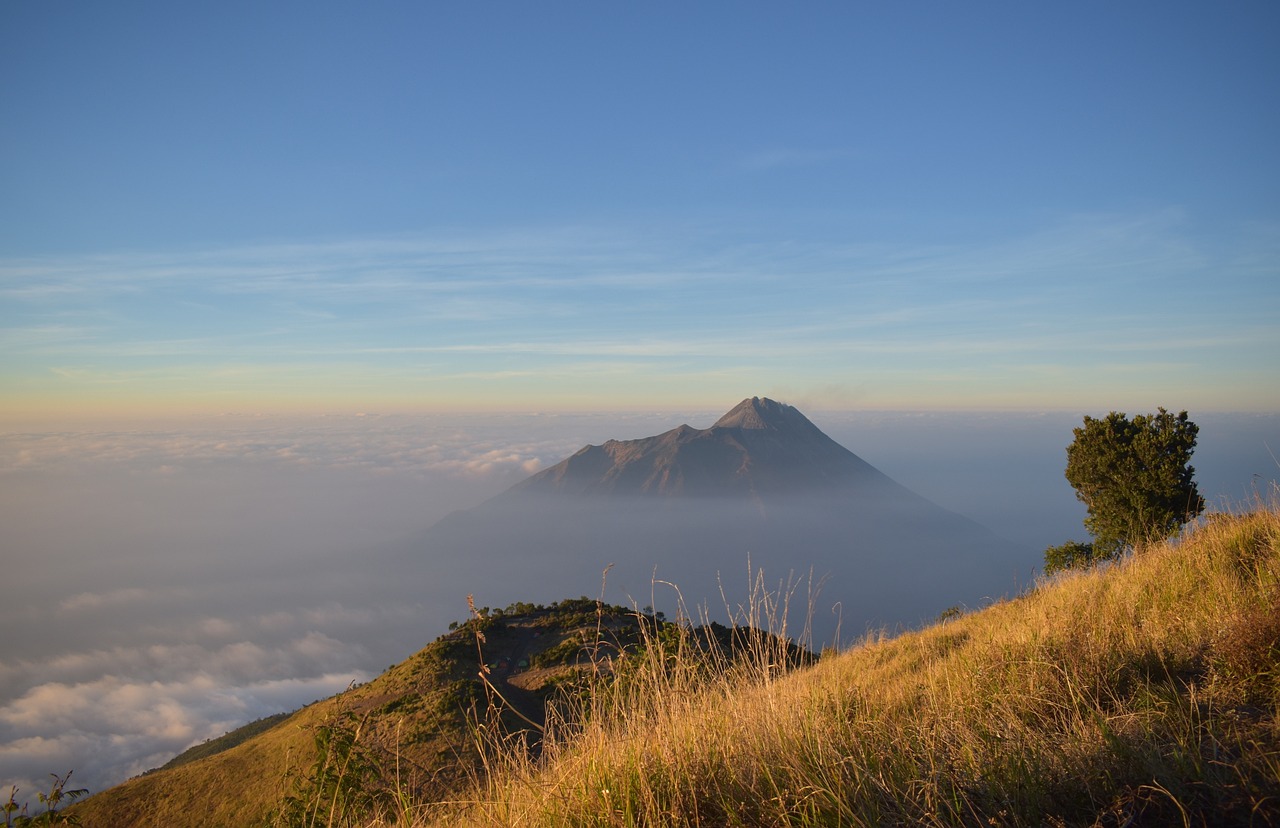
<box><xmin>1064</xmin><ymin>408</ymin><xmax>1205</xmax><ymax>558</ymax></box>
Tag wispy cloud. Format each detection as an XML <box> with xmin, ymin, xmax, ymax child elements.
<box><xmin>2</xmin><ymin>212</ymin><xmax>1276</xmax><ymax>413</ymax></box>
<box><xmin>59</xmin><ymin>588</ymin><xmax>157</xmax><ymax>613</ymax></box>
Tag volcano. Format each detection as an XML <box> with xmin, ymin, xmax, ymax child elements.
<box><xmin>510</xmin><ymin>396</ymin><xmax>891</xmax><ymax>500</ymax></box>
<box><xmin>397</xmin><ymin>398</ymin><xmax>1033</xmax><ymax>644</ymax></box>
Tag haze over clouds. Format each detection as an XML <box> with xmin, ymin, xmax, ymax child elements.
<box><xmin>0</xmin><ymin>413</ymin><xmax>569</xmax><ymax>793</ymax></box>
<box><xmin>3</xmin><ymin>411</ymin><xmax>1277</xmax><ymax>794</ymax></box>
<box><xmin>2</xmin><ymin>0</ymin><xmax>1277</xmax><ymax>805</ymax></box>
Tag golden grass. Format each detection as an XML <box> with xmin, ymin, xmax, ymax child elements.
<box><xmin>425</xmin><ymin>504</ymin><xmax>1280</xmax><ymax>827</ymax></box>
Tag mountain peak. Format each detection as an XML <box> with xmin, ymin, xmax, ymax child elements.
<box><xmin>712</xmin><ymin>397</ymin><xmax>814</xmax><ymax>433</ymax></box>
<box><xmin>509</xmin><ymin>396</ymin><xmax>887</xmax><ymax>499</ymax></box>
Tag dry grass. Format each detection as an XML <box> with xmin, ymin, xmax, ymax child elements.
<box><xmin>420</xmin><ymin>504</ymin><xmax>1280</xmax><ymax>827</ymax></box>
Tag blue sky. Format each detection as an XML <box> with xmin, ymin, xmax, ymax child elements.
<box><xmin>3</xmin><ymin>2</ymin><xmax>1278</xmax><ymax>417</ymax></box>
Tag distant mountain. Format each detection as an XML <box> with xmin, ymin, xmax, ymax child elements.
<box><xmin>398</xmin><ymin>397</ymin><xmax>1034</xmax><ymax>644</ymax></box>
<box><xmin>510</xmin><ymin>397</ymin><xmax>892</xmax><ymax>500</ymax></box>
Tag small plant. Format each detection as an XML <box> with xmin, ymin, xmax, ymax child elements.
<box><xmin>264</xmin><ymin>709</ymin><xmax>400</xmax><ymax>828</ymax></box>
<box><xmin>1042</xmin><ymin>539</ymin><xmax>1110</xmax><ymax>574</ymax></box>
<box><xmin>3</xmin><ymin>772</ymin><xmax>87</xmax><ymax>827</ymax></box>
<box><xmin>935</xmin><ymin>604</ymin><xmax>964</xmax><ymax>622</ymax></box>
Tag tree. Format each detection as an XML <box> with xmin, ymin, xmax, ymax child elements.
<box><xmin>1064</xmin><ymin>408</ymin><xmax>1205</xmax><ymax>557</ymax></box>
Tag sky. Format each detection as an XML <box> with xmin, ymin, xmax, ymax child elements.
<box><xmin>2</xmin><ymin>0</ymin><xmax>1279</xmax><ymax>803</ymax></box>
<box><xmin>2</xmin><ymin>2</ymin><xmax>1278</xmax><ymax>418</ymax></box>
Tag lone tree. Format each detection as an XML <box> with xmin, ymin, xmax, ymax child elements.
<box><xmin>1063</xmin><ymin>408</ymin><xmax>1205</xmax><ymax>560</ymax></box>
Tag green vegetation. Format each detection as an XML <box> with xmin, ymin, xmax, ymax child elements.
<box><xmin>264</xmin><ymin>710</ymin><xmax>411</xmax><ymax>828</ymax></box>
<box><xmin>4</xmin><ymin>772</ymin><xmax>86</xmax><ymax>826</ymax></box>
<box><xmin>1041</xmin><ymin>539</ymin><xmax>1104</xmax><ymax>575</ymax></box>
<box><xmin>1064</xmin><ymin>408</ymin><xmax>1206</xmax><ymax>558</ymax></box>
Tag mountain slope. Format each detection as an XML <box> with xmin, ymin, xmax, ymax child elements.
<box><xmin>71</xmin><ymin>507</ymin><xmax>1280</xmax><ymax>827</ymax></box>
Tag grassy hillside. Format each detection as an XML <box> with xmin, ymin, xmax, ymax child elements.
<box><xmin>67</xmin><ymin>505</ymin><xmax>1280</xmax><ymax>827</ymax></box>
<box><xmin>432</xmin><ymin>505</ymin><xmax>1280</xmax><ymax>827</ymax></box>
<box><xmin>67</xmin><ymin>598</ymin><xmax>680</xmax><ymax>828</ymax></box>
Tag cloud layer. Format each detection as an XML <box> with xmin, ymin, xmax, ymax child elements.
<box><xmin>2</xmin><ymin>410</ymin><xmax>1275</xmax><ymax>798</ymax></box>
<box><xmin>0</xmin><ymin>410</ymin><xmax>696</xmax><ymax>795</ymax></box>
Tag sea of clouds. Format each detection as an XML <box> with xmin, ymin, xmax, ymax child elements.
<box><xmin>2</xmin><ymin>409</ymin><xmax>1275</xmax><ymax>798</ymax></box>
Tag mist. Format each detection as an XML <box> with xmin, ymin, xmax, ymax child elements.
<box><xmin>2</xmin><ymin>409</ymin><xmax>1276</xmax><ymax>796</ymax></box>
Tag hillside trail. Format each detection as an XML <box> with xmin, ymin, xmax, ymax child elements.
<box><xmin>477</xmin><ymin>624</ymin><xmax>555</xmax><ymax>733</ymax></box>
